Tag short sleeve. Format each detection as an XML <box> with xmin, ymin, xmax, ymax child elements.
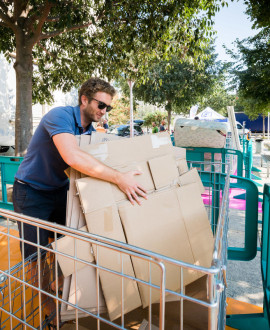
<box><xmin>43</xmin><ymin>107</ymin><xmax>75</xmax><ymax>138</ymax></box>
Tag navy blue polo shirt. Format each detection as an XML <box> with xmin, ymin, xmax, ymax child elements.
<box><xmin>16</xmin><ymin>105</ymin><xmax>95</xmax><ymax>190</ymax></box>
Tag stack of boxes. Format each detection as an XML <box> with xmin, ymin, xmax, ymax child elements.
<box><xmin>53</xmin><ymin>132</ymin><xmax>214</xmax><ymax>326</ymax></box>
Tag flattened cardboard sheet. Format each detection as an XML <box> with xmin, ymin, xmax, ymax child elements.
<box><xmin>81</xmin><ymin>203</ymin><xmax>142</xmax><ymax>321</ymax></box>
<box><xmin>51</xmin><ymin>226</ymin><xmax>94</xmax><ymax>278</ymax></box>
<box><xmin>110</xmin><ymin>161</ymin><xmax>155</xmax><ymax>203</ymax></box>
<box><xmin>148</xmin><ymin>154</ymin><xmax>179</xmax><ymax>190</ymax></box>
<box><xmin>80</xmin><ymin>133</ymin><xmax>174</xmax><ymax>168</ymax></box>
<box><xmin>177</xmin><ymin>158</ymin><xmax>189</xmax><ymax>175</ymax></box>
<box><xmin>118</xmin><ymin>188</ymin><xmax>197</xmax><ymax>307</ymax></box>
<box><xmin>176</xmin><ymin>183</ymin><xmax>214</xmax><ymax>268</ymax></box>
<box><xmin>68</xmin><ymin>265</ymin><xmax>106</xmax><ymax>312</ymax></box>
<box><xmin>76</xmin><ymin>177</ymin><xmax>114</xmax><ymax>214</ymax></box>
<box><xmin>172</xmin><ymin>146</ymin><xmax>186</xmax><ymax>160</ymax></box>
<box><xmin>178</xmin><ymin>168</ymin><xmax>205</xmax><ymax>194</ymax></box>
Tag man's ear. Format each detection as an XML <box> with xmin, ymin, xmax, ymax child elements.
<box><xmin>81</xmin><ymin>95</ymin><xmax>89</xmax><ymax>106</ymax></box>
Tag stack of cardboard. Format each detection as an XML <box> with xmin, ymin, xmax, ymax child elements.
<box><xmin>53</xmin><ymin>132</ymin><xmax>214</xmax><ymax>325</ymax></box>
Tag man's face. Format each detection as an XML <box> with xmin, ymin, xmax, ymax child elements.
<box><xmin>81</xmin><ymin>92</ymin><xmax>112</xmax><ymax>123</ymax></box>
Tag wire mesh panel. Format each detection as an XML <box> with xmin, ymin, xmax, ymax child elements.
<box><xmin>0</xmin><ymin>160</ymin><xmax>230</xmax><ymax>330</ymax></box>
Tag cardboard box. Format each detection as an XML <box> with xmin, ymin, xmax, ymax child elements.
<box><xmin>74</xmin><ymin>133</ymin><xmax>213</xmax><ymax>321</ymax></box>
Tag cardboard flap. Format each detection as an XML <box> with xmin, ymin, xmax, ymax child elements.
<box><xmin>176</xmin><ymin>183</ymin><xmax>214</xmax><ymax>268</ymax></box>
<box><xmin>76</xmin><ymin>177</ymin><xmax>114</xmax><ymax>213</ymax></box>
<box><xmin>84</xmin><ymin>204</ymin><xmax>142</xmax><ymax>320</ymax></box>
<box><xmin>68</xmin><ymin>265</ymin><xmax>106</xmax><ymax>311</ymax></box>
<box><xmin>177</xmin><ymin>159</ymin><xmax>189</xmax><ymax>175</ymax></box>
<box><xmin>178</xmin><ymin>168</ymin><xmax>205</xmax><ymax>194</ymax></box>
<box><xmin>51</xmin><ymin>226</ymin><xmax>94</xmax><ymax>278</ymax></box>
<box><xmin>111</xmin><ymin>161</ymin><xmax>155</xmax><ymax>202</ymax></box>
<box><xmin>148</xmin><ymin>154</ymin><xmax>179</xmax><ymax>190</ymax></box>
<box><xmin>80</xmin><ymin>133</ymin><xmax>174</xmax><ymax>168</ymax></box>
<box><xmin>172</xmin><ymin>146</ymin><xmax>186</xmax><ymax>160</ymax></box>
<box><xmin>118</xmin><ymin>188</ymin><xmax>196</xmax><ymax>307</ymax></box>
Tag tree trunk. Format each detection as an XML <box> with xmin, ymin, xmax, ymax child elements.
<box><xmin>167</xmin><ymin>108</ymin><xmax>172</xmax><ymax>133</ymax></box>
<box><xmin>14</xmin><ymin>35</ymin><xmax>33</xmax><ymax>156</ymax></box>
<box><xmin>166</xmin><ymin>102</ymin><xmax>172</xmax><ymax>133</ymax></box>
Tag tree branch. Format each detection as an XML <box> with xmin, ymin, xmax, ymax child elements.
<box><xmin>0</xmin><ymin>9</ymin><xmax>16</xmax><ymax>30</ymax></box>
<box><xmin>28</xmin><ymin>0</ymin><xmax>54</xmax><ymax>46</ymax></box>
<box><xmin>37</xmin><ymin>41</ymin><xmax>54</xmax><ymax>57</ymax></box>
<box><xmin>45</xmin><ymin>16</ymin><xmax>60</xmax><ymax>23</ymax></box>
<box><xmin>39</xmin><ymin>21</ymin><xmax>94</xmax><ymax>41</ymax></box>
<box><xmin>0</xmin><ymin>2</ymin><xmax>9</xmax><ymax>14</ymax></box>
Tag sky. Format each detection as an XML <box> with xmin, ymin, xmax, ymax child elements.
<box><xmin>213</xmin><ymin>0</ymin><xmax>259</xmax><ymax>62</ymax></box>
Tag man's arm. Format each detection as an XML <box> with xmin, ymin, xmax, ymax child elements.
<box><xmin>53</xmin><ymin>133</ymin><xmax>147</xmax><ymax>205</ymax></box>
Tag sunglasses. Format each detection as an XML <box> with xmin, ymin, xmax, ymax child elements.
<box><xmin>91</xmin><ymin>97</ymin><xmax>113</xmax><ymax>112</ymax></box>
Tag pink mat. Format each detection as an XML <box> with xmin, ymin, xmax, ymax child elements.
<box><xmin>202</xmin><ymin>188</ymin><xmax>262</xmax><ymax>213</ymax></box>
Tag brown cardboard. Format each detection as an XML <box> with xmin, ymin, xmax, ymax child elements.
<box><xmin>110</xmin><ymin>161</ymin><xmax>155</xmax><ymax>203</ymax></box>
<box><xmin>80</xmin><ymin>132</ymin><xmax>173</xmax><ymax>168</ymax></box>
<box><xmin>73</xmin><ymin>133</ymin><xmax>213</xmax><ymax>322</ymax></box>
<box><xmin>118</xmin><ymin>187</ymin><xmax>200</xmax><ymax>307</ymax></box>
<box><xmin>172</xmin><ymin>145</ymin><xmax>186</xmax><ymax>160</ymax></box>
<box><xmin>148</xmin><ymin>154</ymin><xmax>179</xmax><ymax>190</ymax></box>
<box><xmin>68</xmin><ymin>265</ymin><xmax>106</xmax><ymax>312</ymax></box>
<box><xmin>51</xmin><ymin>226</ymin><xmax>94</xmax><ymax>278</ymax></box>
<box><xmin>80</xmin><ymin>201</ymin><xmax>142</xmax><ymax>321</ymax></box>
<box><xmin>177</xmin><ymin>158</ymin><xmax>189</xmax><ymax>175</ymax></box>
<box><xmin>76</xmin><ymin>177</ymin><xmax>115</xmax><ymax>213</ymax></box>
<box><xmin>178</xmin><ymin>168</ymin><xmax>205</xmax><ymax>194</ymax></box>
<box><xmin>176</xmin><ymin>183</ymin><xmax>214</xmax><ymax>268</ymax></box>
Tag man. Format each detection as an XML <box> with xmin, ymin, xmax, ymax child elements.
<box><xmin>159</xmin><ymin>120</ymin><xmax>166</xmax><ymax>132</ymax></box>
<box><xmin>152</xmin><ymin>122</ymin><xmax>158</xmax><ymax>134</ymax></box>
<box><xmin>13</xmin><ymin>77</ymin><xmax>147</xmax><ymax>260</ymax></box>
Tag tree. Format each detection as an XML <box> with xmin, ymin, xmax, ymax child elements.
<box><xmin>228</xmin><ymin>28</ymin><xmax>270</xmax><ymax>118</ymax></box>
<box><xmin>0</xmin><ymin>0</ymin><xmax>225</xmax><ymax>155</ymax></box>
<box><xmin>143</xmin><ymin>111</ymin><xmax>165</xmax><ymax>129</ymax></box>
<box><xmin>244</xmin><ymin>0</ymin><xmax>270</xmax><ymax>28</ymax></box>
<box><xmin>197</xmin><ymin>80</ymin><xmax>235</xmax><ymax>115</ymax></box>
<box><xmin>118</xmin><ymin>45</ymin><xmax>221</xmax><ymax>131</ymax></box>
<box><xmin>108</xmin><ymin>97</ymin><xmax>130</xmax><ymax>126</ymax></box>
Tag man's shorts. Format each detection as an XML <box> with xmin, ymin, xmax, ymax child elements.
<box><xmin>12</xmin><ymin>180</ymin><xmax>69</xmax><ymax>260</ymax></box>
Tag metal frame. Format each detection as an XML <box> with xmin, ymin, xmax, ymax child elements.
<box><xmin>0</xmin><ymin>162</ymin><xmax>231</xmax><ymax>330</ymax></box>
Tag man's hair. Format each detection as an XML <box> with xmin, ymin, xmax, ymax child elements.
<box><xmin>78</xmin><ymin>77</ymin><xmax>116</xmax><ymax>105</ymax></box>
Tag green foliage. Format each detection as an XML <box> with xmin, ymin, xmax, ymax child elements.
<box><xmin>244</xmin><ymin>0</ymin><xmax>270</xmax><ymax>28</ymax></box>
<box><xmin>197</xmin><ymin>81</ymin><xmax>235</xmax><ymax>115</ymax></box>
<box><xmin>143</xmin><ymin>111</ymin><xmax>165</xmax><ymax>128</ymax></box>
<box><xmin>108</xmin><ymin>97</ymin><xmax>130</xmax><ymax>126</ymax></box>
<box><xmin>228</xmin><ymin>28</ymin><xmax>270</xmax><ymax>119</ymax></box>
<box><xmin>0</xmin><ymin>0</ymin><xmax>225</xmax><ymax>104</ymax></box>
<box><xmin>118</xmin><ymin>44</ymin><xmax>223</xmax><ymax>124</ymax></box>
<box><xmin>0</xmin><ymin>0</ymin><xmax>226</xmax><ymax>152</ymax></box>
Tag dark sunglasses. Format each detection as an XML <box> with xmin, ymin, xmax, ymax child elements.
<box><xmin>91</xmin><ymin>97</ymin><xmax>113</xmax><ymax>112</ymax></box>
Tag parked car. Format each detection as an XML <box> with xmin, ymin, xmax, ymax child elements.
<box><xmin>107</xmin><ymin>124</ymin><xmax>143</xmax><ymax>137</ymax></box>
<box><xmin>126</xmin><ymin>119</ymin><xmax>144</xmax><ymax>127</ymax></box>
<box><xmin>0</xmin><ymin>136</ymin><xmax>15</xmax><ymax>156</ymax></box>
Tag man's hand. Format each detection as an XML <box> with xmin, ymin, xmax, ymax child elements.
<box><xmin>115</xmin><ymin>171</ymin><xmax>147</xmax><ymax>205</ymax></box>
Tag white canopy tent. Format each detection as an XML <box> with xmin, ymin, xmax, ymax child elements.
<box><xmin>196</xmin><ymin>107</ymin><xmax>225</xmax><ymax>121</ymax></box>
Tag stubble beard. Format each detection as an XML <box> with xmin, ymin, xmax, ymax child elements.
<box><xmin>83</xmin><ymin>103</ymin><xmax>99</xmax><ymax>123</ymax></box>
